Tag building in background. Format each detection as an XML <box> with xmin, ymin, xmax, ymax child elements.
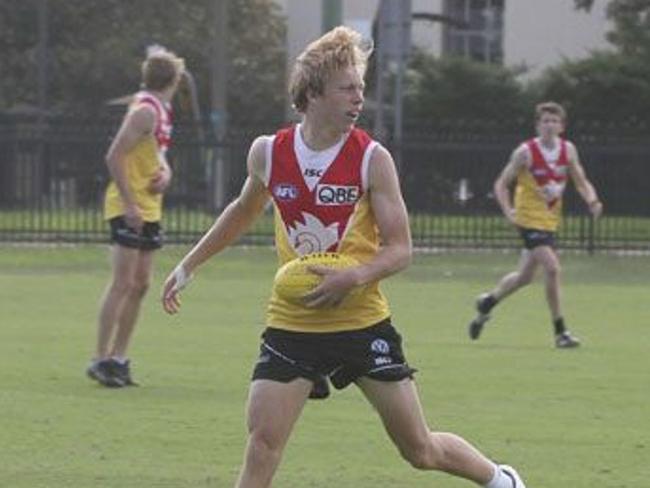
<box><xmin>502</xmin><ymin>0</ymin><xmax>611</xmax><ymax>78</ymax></box>
<box><xmin>276</xmin><ymin>0</ymin><xmax>612</xmax><ymax>79</ymax></box>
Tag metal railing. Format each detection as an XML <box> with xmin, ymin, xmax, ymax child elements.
<box><xmin>1</xmin><ymin>117</ymin><xmax>649</xmax><ymax>252</ymax></box>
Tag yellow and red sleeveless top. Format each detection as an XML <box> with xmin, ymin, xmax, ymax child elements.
<box><xmin>104</xmin><ymin>91</ymin><xmax>173</xmax><ymax>222</ymax></box>
<box><xmin>265</xmin><ymin>126</ymin><xmax>391</xmax><ymax>332</ymax></box>
<box><xmin>514</xmin><ymin>138</ymin><xmax>570</xmax><ymax>232</ymax></box>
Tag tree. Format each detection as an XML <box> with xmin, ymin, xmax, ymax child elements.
<box><xmin>574</xmin><ymin>0</ymin><xmax>596</xmax><ymax>11</ymax></box>
<box><xmin>529</xmin><ymin>51</ymin><xmax>650</xmax><ymax>123</ymax></box>
<box><xmin>537</xmin><ymin>0</ymin><xmax>650</xmax><ymax>123</ymax></box>
<box><xmin>605</xmin><ymin>0</ymin><xmax>650</xmax><ymax>57</ymax></box>
<box><xmin>575</xmin><ymin>0</ymin><xmax>650</xmax><ymax>56</ymax></box>
<box><xmin>0</xmin><ymin>0</ymin><xmax>287</xmax><ymax>127</ymax></box>
<box><xmin>403</xmin><ymin>50</ymin><xmax>531</xmax><ymax>128</ymax></box>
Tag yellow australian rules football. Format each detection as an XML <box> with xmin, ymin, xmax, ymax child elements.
<box><xmin>273</xmin><ymin>252</ymin><xmax>361</xmax><ymax>305</ymax></box>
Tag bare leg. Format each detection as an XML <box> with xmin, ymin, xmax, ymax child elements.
<box><xmin>491</xmin><ymin>250</ymin><xmax>538</xmax><ymax>302</ymax></box>
<box><xmin>358</xmin><ymin>377</ymin><xmax>496</xmax><ymax>484</ymax></box>
<box><xmin>94</xmin><ymin>245</ymin><xmax>139</xmax><ymax>359</ymax></box>
<box><xmin>110</xmin><ymin>250</ymin><xmax>154</xmax><ymax>358</ymax></box>
<box><xmin>532</xmin><ymin>246</ymin><xmax>562</xmax><ymax>320</ymax></box>
<box><xmin>235</xmin><ymin>378</ymin><xmax>312</xmax><ymax>488</ymax></box>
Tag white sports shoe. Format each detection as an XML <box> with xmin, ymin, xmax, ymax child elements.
<box><xmin>499</xmin><ymin>465</ymin><xmax>527</xmax><ymax>488</ymax></box>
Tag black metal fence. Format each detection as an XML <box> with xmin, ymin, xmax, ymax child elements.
<box><xmin>1</xmin><ymin>116</ymin><xmax>649</xmax><ymax>252</ymax></box>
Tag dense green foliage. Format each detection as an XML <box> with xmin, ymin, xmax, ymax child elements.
<box><xmin>532</xmin><ymin>0</ymin><xmax>650</xmax><ymax>122</ymax></box>
<box><xmin>403</xmin><ymin>51</ymin><xmax>531</xmax><ymax>125</ymax></box>
<box><xmin>1</xmin><ymin>0</ymin><xmax>649</xmax><ymax>127</ymax></box>
<box><xmin>0</xmin><ymin>0</ymin><xmax>286</xmax><ymax>125</ymax></box>
<box><xmin>404</xmin><ymin>0</ymin><xmax>650</xmax><ymax>125</ymax></box>
<box><xmin>529</xmin><ymin>51</ymin><xmax>650</xmax><ymax>123</ymax></box>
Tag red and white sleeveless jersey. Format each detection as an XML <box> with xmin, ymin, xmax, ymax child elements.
<box><xmin>133</xmin><ymin>91</ymin><xmax>173</xmax><ymax>154</ymax></box>
<box><xmin>514</xmin><ymin>137</ymin><xmax>571</xmax><ymax>231</ymax></box>
<box><xmin>264</xmin><ymin>125</ymin><xmax>391</xmax><ymax>332</ymax></box>
<box><xmin>104</xmin><ymin>91</ymin><xmax>173</xmax><ymax>222</ymax></box>
<box><xmin>526</xmin><ymin>137</ymin><xmax>569</xmax><ymax>208</ymax></box>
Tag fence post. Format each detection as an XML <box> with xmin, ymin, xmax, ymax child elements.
<box><xmin>587</xmin><ymin>215</ymin><xmax>595</xmax><ymax>255</ymax></box>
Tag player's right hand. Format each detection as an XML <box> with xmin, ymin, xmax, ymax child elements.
<box><xmin>589</xmin><ymin>200</ymin><xmax>603</xmax><ymax>219</ymax></box>
<box><xmin>124</xmin><ymin>203</ymin><xmax>144</xmax><ymax>232</ymax></box>
<box><xmin>303</xmin><ymin>266</ymin><xmax>360</xmax><ymax>308</ymax></box>
<box><xmin>505</xmin><ymin>208</ymin><xmax>517</xmax><ymax>226</ymax></box>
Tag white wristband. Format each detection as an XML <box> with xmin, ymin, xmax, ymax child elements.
<box><xmin>173</xmin><ymin>265</ymin><xmax>192</xmax><ymax>292</ymax></box>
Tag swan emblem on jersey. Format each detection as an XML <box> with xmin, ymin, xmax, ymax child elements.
<box><xmin>540</xmin><ymin>180</ymin><xmax>566</xmax><ymax>206</ymax></box>
<box><xmin>287</xmin><ymin>212</ymin><xmax>340</xmax><ymax>256</ymax></box>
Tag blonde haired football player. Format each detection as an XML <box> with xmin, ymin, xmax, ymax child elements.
<box><xmin>163</xmin><ymin>27</ymin><xmax>526</xmax><ymax>488</ymax></box>
<box><xmin>87</xmin><ymin>47</ymin><xmax>184</xmax><ymax>387</ymax></box>
<box><xmin>469</xmin><ymin>101</ymin><xmax>603</xmax><ymax>348</ymax></box>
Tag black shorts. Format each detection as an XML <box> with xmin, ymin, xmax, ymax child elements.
<box><xmin>518</xmin><ymin>227</ymin><xmax>556</xmax><ymax>250</ymax></box>
<box><xmin>109</xmin><ymin>216</ymin><xmax>163</xmax><ymax>250</ymax></box>
<box><xmin>252</xmin><ymin>318</ymin><xmax>417</xmax><ymax>400</ymax></box>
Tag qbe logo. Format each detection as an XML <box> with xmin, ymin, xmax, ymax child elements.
<box><xmin>315</xmin><ymin>184</ymin><xmax>360</xmax><ymax>206</ymax></box>
<box><xmin>273</xmin><ymin>183</ymin><xmax>299</xmax><ymax>201</ymax></box>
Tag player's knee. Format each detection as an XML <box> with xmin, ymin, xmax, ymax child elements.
<box><xmin>544</xmin><ymin>262</ymin><xmax>561</xmax><ymax>278</ymax></box>
<box><xmin>110</xmin><ymin>277</ymin><xmax>136</xmax><ymax>297</ymax></box>
<box><xmin>399</xmin><ymin>438</ymin><xmax>440</xmax><ymax>470</ymax></box>
<box><xmin>131</xmin><ymin>278</ymin><xmax>150</xmax><ymax>297</ymax></box>
<box><xmin>246</xmin><ymin>429</ymin><xmax>283</xmax><ymax>466</ymax></box>
<box><xmin>111</xmin><ymin>277</ymin><xmax>149</xmax><ymax>299</ymax></box>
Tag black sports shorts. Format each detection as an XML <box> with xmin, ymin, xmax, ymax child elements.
<box><xmin>518</xmin><ymin>227</ymin><xmax>556</xmax><ymax>250</ymax></box>
<box><xmin>252</xmin><ymin>318</ymin><xmax>417</xmax><ymax>400</ymax></box>
<box><xmin>109</xmin><ymin>216</ymin><xmax>163</xmax><ymax>250</ymax></box>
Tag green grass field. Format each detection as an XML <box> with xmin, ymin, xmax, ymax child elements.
<box><xmin>0</xmin><ymin>245</ymin><xmax>648</xmax><ymax>488</ymax></box>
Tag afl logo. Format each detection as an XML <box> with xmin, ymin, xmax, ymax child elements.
<box><xmin>273</xmin><ymin>183</ymin><xmax>298</xmax><ymax>201</ymax></box>
<box><xmin>370</xmin><ymin>339</ymin><xmax>390</xmax><ymax>354</ymax></box>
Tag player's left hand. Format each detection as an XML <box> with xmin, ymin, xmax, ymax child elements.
<box><xmin>303</xmin><ymin>266</ymin><xmax>360</xmax><ymax>308</ymax></box>
<box><xmin>149</xmin><ymin>167</ymin><xmax>172</xmax><ymax>194</ymax></box>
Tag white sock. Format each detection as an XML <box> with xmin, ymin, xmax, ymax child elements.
<box><xmin>485</xmin><ymin>464</ymin><xmax>514</xmax><ymax>488</ymax></box>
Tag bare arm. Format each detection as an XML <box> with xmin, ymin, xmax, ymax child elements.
<box><xmin>357</xmin><ymin>145</ymin><xmax>412</xmax><ymax>281</ymax></box>
<box><xmin>105</xmin><ymin>105</ymin><xmax>155</xmax><ymax>230</ymax></box>
<box><xmin>304</xmin><ymin>145</ymin><xmax>412</xmax><ymax>307</ymax></box>
<box><xmin>161</xmin><ymin>136</ymin><xmax>271</xmax><ymax>313</ymax></box>
<box><xmin>493</xmin><ymin>145</ymin><xmax>528</xmax><ymax>225</ymax></box>
<box><xmin>567</xmin><ymin>143</ymin><xmax>603</xmax><ymax>218</ymax></box>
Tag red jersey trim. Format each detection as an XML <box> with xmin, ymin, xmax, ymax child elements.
<box><xmin>526</xmin><ymin>138</ymin><xmax>569</xmax><ymax>208</ymax></box>
<box><xmin>135</xmin><ymin>92</ymin><xmax>173</xmax><ymax>152</ymax></box>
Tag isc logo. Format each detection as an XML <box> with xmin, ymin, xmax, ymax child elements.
<box><xmin>303</xmin><ymin>168</ymin><xmax>324</xmax><ymax>178</ymax></box>
<box><xmin>316</xmin><ymin>184</ymin><xmax>360</xmax><ymax>206</ymax></box>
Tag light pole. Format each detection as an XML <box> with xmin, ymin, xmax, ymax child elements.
<box><xmin>321</xmin><ymin>0</ymin><xmax>342</xmax><ymax>32</ymax></box>
<box><xmin>210</xmin><ymin>0</ymin><xmax>228</xmax><ymax>211</ymax></box>
<box><xmin>37</xmin><ymin>0</ymin><xmax>48</xmax><ymax>126</ymax></box>
<box><xmin>373</xmin><ymin>0</ymin><xmax>411</xmax><ymax>172</ymax></box>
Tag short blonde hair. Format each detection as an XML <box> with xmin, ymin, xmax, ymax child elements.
<box><xmin>289</xmin><ymin>26</ymin><xmax>372</xmax><ymax>113</ymax></box>
<box><xmin>141</xmin><ymin>48</ymin><xmax>185</xmax><ymax>92</ymax></box>
<box><xmin>535</xmin><ymin>101</ymin><xmax>567</xmax><ymax>123</ymax></box>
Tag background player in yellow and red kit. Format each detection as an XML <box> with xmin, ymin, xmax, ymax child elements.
<box><xmin>469</xmin><ymin>102</ymin><xmax>603</xmax><ymax>348</ymax></box>
<box><xmin>87</xmin><ymin>48</ymin><xmax>184</xmax><ymax>387</ymax></box>
<box><xmin>162</xmin><ymin>27</ymin><xmax>526</xmax><ymax>488</ymax></box>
